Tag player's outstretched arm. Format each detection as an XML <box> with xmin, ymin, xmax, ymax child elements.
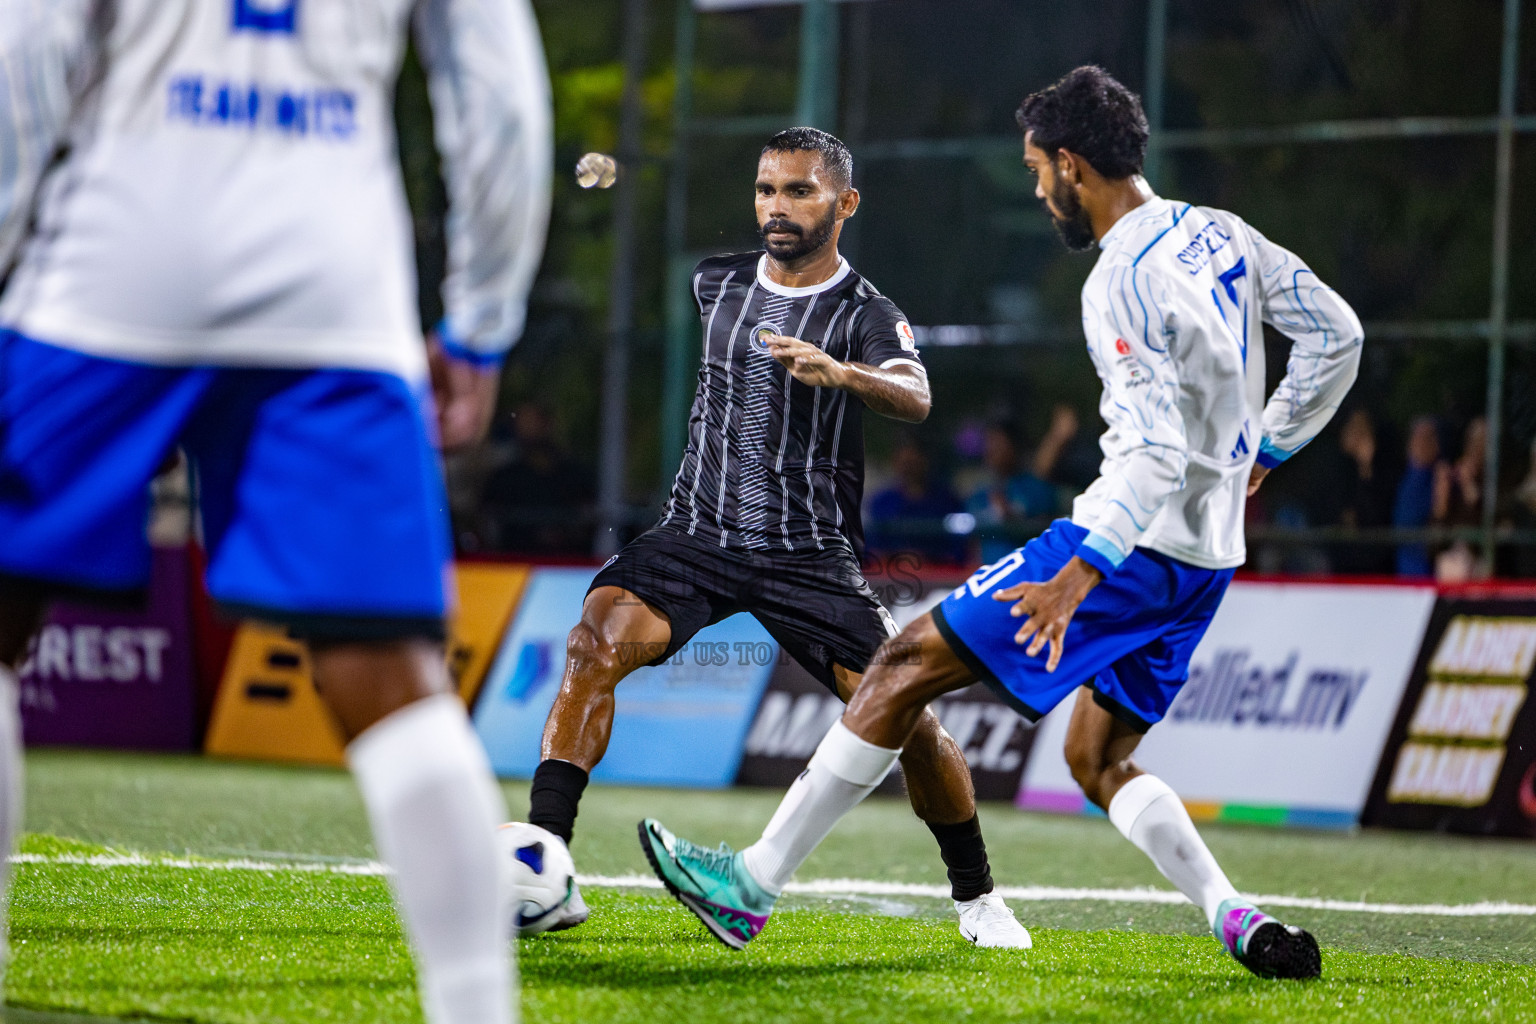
<box><xmin>765</xmin><ymin>334</ymin><xmax>930</xmax><ymax>422</ymax></box>
<box><xmin>0</xmin><ymin>0</ymin><xmax>92</xmax><ymax>277</ymax></box>
<box><xmin>1250</xmin><ymin>228</ymin><xmax>1364</xmax><ymax>477</ymax></box>
<box><xmin>414</xmin><ymin>0</ymin><xmax>554</xmax><ymax>373</ymax></box>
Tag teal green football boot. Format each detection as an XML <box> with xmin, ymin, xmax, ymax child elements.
<box><xmin>638</xmin><ymin>818</ymin><xmax>776</xmax><ymax>950</ymax></box>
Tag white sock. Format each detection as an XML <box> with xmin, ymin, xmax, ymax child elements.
<box><xmin>0</xmin><ymin>668</ymin><xmax>20</xmax><ymax>969</ymax></box>
<box><xmin>741</xmin><ymin>720</ymin><xmax>900</xmax><ymax>894</ymax></box>
<box><xmin>1108</xmin><ymin>773</ymin><xmax>1238</xmax><ymax>930</ymax></box>
<box><xmin>347</xmin><ymin>694</ymin><xmax>515</xmax><ymax>1024</ymax></box>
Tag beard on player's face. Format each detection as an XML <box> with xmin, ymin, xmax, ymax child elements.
<box><xmin>760</xmin><ymin>202</ymin><xmax>838</xmax><ymax>262</ymax></box>
<box><xmin>1045</xmin><ymin>174</ymin><xmax>1097</xmax><ymax>252</ymax></box>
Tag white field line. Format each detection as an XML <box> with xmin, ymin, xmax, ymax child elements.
<box><xmin>10</xmin><ymin>852</ymin><xmax>389</xmax><ymax>876</ymax></box>
<box><xmin>582</xmin><ymin>873</ymin><xmax>1536</xmax><ymax>918</ymax></box>
<box><xmin>12</xmin><ymin>854</ymin><xmax>1536</xmax><ymax>918</ymax></box>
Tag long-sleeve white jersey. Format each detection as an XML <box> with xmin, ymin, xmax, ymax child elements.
<box><xmin>1069</xmin><ymin>196</ymin><xmax>1363</xmax><ymax>575</ymax></box>
<box><xmin>0</xmin><ymin>0</ymin><xmax>552</xmax><ymax>381</ymax></box>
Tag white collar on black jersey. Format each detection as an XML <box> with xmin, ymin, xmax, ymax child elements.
<box><xmin>755</xmin><ymin>254</ymin><xmax>852</xmax><ymax>296</ymax></box>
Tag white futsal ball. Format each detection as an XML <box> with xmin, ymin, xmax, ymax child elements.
<box><xmin>498</xmin><ymin>822</ymin><xmax>577</xmax><ymax>936</ymax></box>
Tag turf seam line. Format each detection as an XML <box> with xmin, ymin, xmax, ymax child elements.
<box><xmin>14</xmin><ymin>854</ymin><xmax>1536</xmax><ymax>918</ymax></box>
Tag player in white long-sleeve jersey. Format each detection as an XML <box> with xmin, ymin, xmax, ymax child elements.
<box><xmin>0</xmin><ymin>2</ymin><xmax>551</xmax><ymax>1020</ymax></box>
<box><xmin>640</xmin><ymin>66</ymin><xmax>1360</xmax><ymax>980</ymax></box>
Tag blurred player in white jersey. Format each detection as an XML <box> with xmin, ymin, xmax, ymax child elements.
<box><xmin>0</xmin><ymin>2</ymin><xmax>551</xmax><ymax>1021</ymax></box>
<box><xmin>641</xmin><ymin>66</ymin><xmax>1361</xmax><ymax>981</ymax></box>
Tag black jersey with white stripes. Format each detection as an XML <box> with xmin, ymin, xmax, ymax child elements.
<box><xmin>657</xmin><ymin>250</ymin><xmax>924</xmax><ymax>557</ymax></box>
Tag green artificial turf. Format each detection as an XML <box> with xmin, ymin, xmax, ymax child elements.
<box><xmin>7</xmin><ymin>837</ymin><xmax>1535</xmax><ymax>1024</ymax></box>
<box><xmin>10</xmin><ymin>750</ymin><xmax>1536</xmax><ymax>1022</ymax></box>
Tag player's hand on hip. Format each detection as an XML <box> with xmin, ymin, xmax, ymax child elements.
<box><xmin>1246</xmin><ymin>463</ymin><xmax>1271</xmax><ymax>496</ymax></box>
<box><xmin>766</xmin><ymin>334</ymin><xmax>848</xmax><ymax>389</ymax></box>
<box><xmin>428</xmin><ymin>336</ymin><xmax>501</xmax><ymax>451</ymax></box>
<box><xmin>991</xmin><ymin>557</ymin><xmax>1103</xmax><ymax>672</ymax></box>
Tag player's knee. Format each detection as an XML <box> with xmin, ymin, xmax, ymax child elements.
<box><xmin>1064</xmin><ymin>732</ymin><xmax>1110</xmax><ymax>800</ymax></box>
<box><xmin>848</xmin><ymin>659</ymin><xmax>921</xmax><ymax>717</ymax></box>
<box><xmin>904</xmin><ymin>707</ymin><xmax>950</xmax><ymax>755</ymax></box>
<box><xmin>564</xmin><ymin>621</ymin><xmax>628</xmax><ymax>685</ymax></box>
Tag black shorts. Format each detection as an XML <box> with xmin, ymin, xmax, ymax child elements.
<box><xmin>589</xmin><ymin>526</ymin><xmax>897</xmax><ymax>692</ymax></box>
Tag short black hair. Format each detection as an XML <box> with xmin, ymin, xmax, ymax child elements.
<box><xmin>1015</xmin><ymin>66</ymin><xmax>1148</xmax><ymax>180</ymax></box>
<box><xmin>762</xmin><ymin>127</ymin><xmax>853</xmax><ymax>190</ymax></box>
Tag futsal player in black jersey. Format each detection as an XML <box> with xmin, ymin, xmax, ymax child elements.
<box><xmin>525</xmin><ymin>128</ymin><xmax>1029</xmax><ymax>947</ymax></box>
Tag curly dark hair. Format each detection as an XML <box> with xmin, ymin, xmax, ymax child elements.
<box><xmin>1015</xmin><ymin>66</ymin><xmax>1148</xmax><ymax>180</ymax></box>
<box><xmin>762</xmin><ymin>126</ymin><xmax>853</xmax><ymax>190</ymax></box>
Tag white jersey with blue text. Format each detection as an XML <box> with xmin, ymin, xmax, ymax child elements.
<box><xmin>0</xmin><ymin>0</ymin><xmax>551</xmax><ymax>380</ymax></box>
<box><xmin>1070</xmin><ymin>196</ymin><xmax>1363</xmax><ymax>573</ymax></box>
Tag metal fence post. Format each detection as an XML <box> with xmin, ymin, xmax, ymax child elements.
<box><xmin>1143</xmin><ymin>0</ymin><xmax>1169</xmax><ymax>189</ymax></box>
<box><xmin>1482</xmin><ymin>0</ymin><xmax>1523</xmax><ymax>569</ymax></box>
<box><xmin>595</xmin><ymin>0</ymin><xmax>651</xmax><ymax>557</ymax></box>
<box><xmin>661</xmin><ymin>0</ymin><xmax>698</xmax><ymax>485</ymax></box>
<box><xmin>796</xmin><ymin>0</ymin><xmax>839</xmax><ymax>130</ymax></box>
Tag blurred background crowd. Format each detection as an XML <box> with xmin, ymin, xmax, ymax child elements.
<box><xmin>445</xmin><ymin>397</ymin><xmax>1536</xmax><ymax>581</ymax></box>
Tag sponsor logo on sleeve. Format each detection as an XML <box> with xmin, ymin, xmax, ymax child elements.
<box><xmin>896</xmin><ymin>321</ymin><xmax>917</xmax><ymax>353</ymax></box>
<box><xmin>1109</xmin><ymin>338</ymin><xmax>1150</xmax><ymax>388</ymax></box>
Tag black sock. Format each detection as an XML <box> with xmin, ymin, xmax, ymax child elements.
<box><xmin>927</xmin><ymin>814</ymin><xmax>994</xmax><ymax>902</ymax></box>
<box><xmin>528</xmin><ymin>759</ymin><xmax>590</xmax><ymax>845</ymax></box>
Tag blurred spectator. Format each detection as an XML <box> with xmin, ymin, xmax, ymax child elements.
<box><xmin>1034</xmin><ymin>402</ymin><xmax>1100</xmax><ymax>493</ymax></box>
<box><xmin>480</xmin><ymin>402</ymin><xmax>594</xmax><ymax>555</ymax></box>
<box><xmin>1393</xmin><ymin>417</ymin><xmax>1441</xmax><ymax>578</ymax></box>
<box><xmin>1329</xmin><ymin>409</ymin><xmax>1396</xmax><ymax>575</ymax></box>
<box><xmin>865</xmin><ymin>438</ymin><xmax>967</xmax><ymax>566</ymax></box>
<box><xmin>1507</xmin><ymin>437</ymin><xmax>1536</xmax><ymax>579</ymax></box>
<box><xmin>966</xmin><ymin>420</ymin><xmax>1057</xmax><ymax>563</ymax></box>
<box><xmin>1434</xmin><ymin>416</ymin><xmax>1488</xmax><ymax>583</ymax></box>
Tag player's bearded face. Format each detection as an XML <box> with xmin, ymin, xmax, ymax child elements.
<box><xmin>759</xmin><ymin>202</ymin><xmax>838</xmax><ymax>262</ymax></box>
<box><xmin>1046</xmin><ymin>172</ymin><xmax>1096</xmax><ymax>252</ymax></box>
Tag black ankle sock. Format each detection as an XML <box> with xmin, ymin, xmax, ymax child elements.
<box><xmin>529</xmin><ymin>759</ymin><xmax>590</xmax><ymax>845</ymax></box>
<box><xmin>927</xmin><ymin>814</ymin><xmax>994</xmax><ymax>902</ymax></box>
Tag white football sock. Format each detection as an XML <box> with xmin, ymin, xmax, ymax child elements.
<box><xmin>1108</xmin><ymin>773</ymin><xmax>1238</xmax><ymax>930</ymax></box>
<box><xmin>741</xmin><ymin>720</ymin><xmax>900</xmax><ymax>894</ymax></box>
<box><xmin>348</xmin><ymin>694</ymin><xmax>515</xmax><ymax>1024</ymax></box>
<box><xmin>0</xmin><ymin>668</ymin><xmax>21</xmax><ymax>969</ymax></box>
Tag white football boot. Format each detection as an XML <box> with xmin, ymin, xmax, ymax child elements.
<box><xmin>955</xmin><ymin>892</ymin><xmax>1032</xmax><ymax>949</ymax></box>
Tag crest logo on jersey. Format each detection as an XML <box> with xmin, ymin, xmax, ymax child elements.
<box><xmin>1115</xmin><ymin>337</ymin><xmax>1131</xmax><ymax>356</ymax></box>
<box><xmin>233</xmin><ymin>0</ymin><xmax>300</xmax><ymax>35</ymax></box>
<box><xmin>751</xmin><ymin>324</ymin><xmax>779</xmax><ymax>353</ymax></box>
<box><xmin>896</xmin><ymin>321</ymin><xmax>917</xmax><ymax>353</ymax></box>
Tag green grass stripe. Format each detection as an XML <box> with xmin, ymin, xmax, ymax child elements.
<box><xmin>8</xmin><ymin>847</ymin><xmax>1536</xmax><ymax>1024</ymax></box>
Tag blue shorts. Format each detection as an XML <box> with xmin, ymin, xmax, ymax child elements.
<box><xmin>932</xmin><ymin>520</ymin><xmax>1233</xmax><ymax>732</ymax></box>
<box><xmin>0</xmin><ymin>331</ymin><xmax>451</xmax><ymax>638</ymax></box>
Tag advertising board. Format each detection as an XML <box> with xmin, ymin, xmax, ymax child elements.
<box><xmin>17</xmin><ymin>546</ymin><xmax>198</xmax><ymax>750</ymax></box>
<box><xmin>734</xmin><ymin>654</ymin><xmax>1036</xmax><ymax>801</ymax></box>
<box><xmin>473</xmin><ymin>567</ymin><xmax>779</xmax><ymax>787</ymax></box>
<box><xmin>205</xmin><ymin>563</ymin><xmax>528</xmax><ymax>766</ymax></box>
<box><xmin>1016</xmin><ymin>582</ymin><xmax>1436</xmax><ymax>827</ymax></box>
<box><xmin>1362</xmin><ymin>596</ymin><xmax>1536</xmax><ymax>837</ymax></box>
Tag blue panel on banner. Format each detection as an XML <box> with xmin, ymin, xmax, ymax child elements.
<box><xmin>472</xmin><ymin>567</ymin><xmax>779</xmax><ymax>787</ymax></box>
